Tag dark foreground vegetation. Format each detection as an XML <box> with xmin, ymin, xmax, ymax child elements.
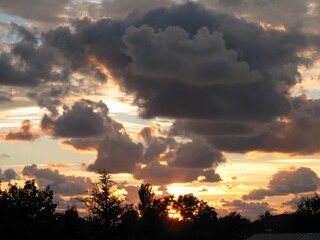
<box><xmin>1</xmin><ymin>170</ymin><xmax>320</xmax><ymax>240</ymax></box>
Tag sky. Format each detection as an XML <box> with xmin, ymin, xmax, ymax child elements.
<box><xmin>1</xmin><ymin>0</ymin><xmax>320</xmax><ymax>219</ymax></box>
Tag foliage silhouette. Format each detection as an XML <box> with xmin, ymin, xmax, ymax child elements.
<box><xmin>1</xmin><ymin>174</ymin><xmax>320</xmax><ymax>239</ymax></box>
<box><xmin>80</xmin><ymin>169</ymin><xmax>124</xmax><ymax>227</ymax></box>
<box><xmin>0</xmin><ymin>179</ymin><xmax>57</xmax><ymax>224</ymax></box>
<box><xmin>296</xmin><ymin>193</ymin><xmax>320</xmax><ymax>215</ymax></box>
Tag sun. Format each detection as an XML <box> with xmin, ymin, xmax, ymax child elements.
<box><xmin>168</xmin><ymin>208</ymin><xmax>183</xmax><ymax>221</ymax></box>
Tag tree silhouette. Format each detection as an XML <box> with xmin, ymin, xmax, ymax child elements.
<box><xmin>0</xmin><ymin>179</ymin><xmax>57</xmax><ymax>224</ymax></box>
<box><xmin>196</xmin><ymin>199</ymin><xmax>218</xmax><ymax>223</ymax></box>
<box><xmin>80</xmin><ymin>169</ymin><xmax>124</xmax><ymax>227</ymax></box>
<box><xmin>138</xmin><ymin>183</ymin><xmax>155</xmax><ymax>218</ymax></box>
<box><xmin>296</xmin><ymin>193</ymin><xmax>320</xmax><ymax>215</ymax></box>
<box><xmin>63</xmin><ymin>204</ymin><xmax>80</xmax><ymax>226</ymax></box>
<box><xmin>138</xmin><ymin>183</ymin><xmax>173</xmax><ymax>221</ymax></box>
<box><xmin>175</xmin><ymin>194</ymin><xmax>199</xmax><ymax>221</ymax></box>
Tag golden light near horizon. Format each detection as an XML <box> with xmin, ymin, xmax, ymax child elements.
<box><xmin>168</xmin><ymin>208</ymin><xmax>183</xmax><ymax>221</ymax></box>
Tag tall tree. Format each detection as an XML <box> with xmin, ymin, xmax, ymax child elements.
<box><xmin>80</xmin><ymin>170</ymin><xmax>124</xmax><ymax>226</ymax></box>
<box><xmin>138</xmin><ymin>183</ymin><xmax>172</xmax><ymax>221</ymax></box>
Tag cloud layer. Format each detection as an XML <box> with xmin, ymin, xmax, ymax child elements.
<box><xmin>243</xmin><ymin>167</ymin><xmax>320</xmax><ymax>200</ymax></box>
<box><xmin>1</xmin><ymin>119</ymin><xmax>39</xmax><ymax>141</ymax></box>
<box><xmin>41</xmin><ymin>99</ymin><xmax>224</xmax><ymax>184</ymax></box>
<box><xmin>22</xmin><ymin>164</ymin><xmax>92</xmax><ymax>196</ymax></box>
<box><xmin>1</xmin><ymin>2</ymin><xmax>320</xmax><ymax>155</ymax></box>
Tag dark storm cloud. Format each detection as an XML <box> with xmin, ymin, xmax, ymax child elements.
<box><xmin>135</xmin><ymin>125</ymin><xmax>225</xmax><ymax>183</ymax></box>
<box><xmin>100</xmin><ymin>0</ymin><xmax>173</xmax><ymax>19</ymax></box>
<box><xmin>10</xmin><ymin>23</ymin><xmax>38</xmax><ymax>45</ymax></box>
<box><xmin>27</xmin><ymin>87</ymin><xmax>68</xmax><ymax>116</ymax></box>
<box><xmin>44</xmin><ymin>2</ymin><xmax>315</xmax><ymax>122</ymax></box>
<box><xmin>0</xmin><ymin>25</ymin><xmax>71</xmax><ymax>87</ymax></box>
<box><xmin>220</xmin><ymin>199</ymin><xmax>274</xmax><ymax>218</ymax></box>
<box><xmin>120</xmin><ymin>2</ymin><xmax>309</xmax><ymax>120</ymax></box>
<box><xmin>22</xmin><ymin>164</ymin><xmax>91</xmax><ymax>196</ymax></box>
<box><xmin>123</xmin><ymin>25</ymin><xmax>261</xmax><ymax>86</ymax></box>
<box><xmin>0</xmin><ymin>0</ymin><xmax>70</xmax><ymax>23</ymax></box>
<box><xmin>1</xmin><ymin>119</ymin><xmax>39</xmax><ymax>141</ymax></box>
<box><xmin>168</xmin><ymin>139</ymin><xmax>226</xmax><ymax>168</ymax></box>
<box><xmin>9</xmin><ymin>2</ymin><xmax>311</xmax><ymax>140</ymax></box>
<box><xmin>204</xmin><ymin>0</ymin><xmax>320</xmax><ymax>35</ymax></box>
<box><xmin>62</xmin><ymin>138</ymin><xmax>101</xmax><ymax>151</ymax></box>
<box><xmin>138</xmin><ymin>125</ymin><xmax>176</xmax><ymax>163</ymax></box>
<box><xmin>41</xmin><ymin>99</ymin><xmax>110</xmax><ymax>138</ymax></box>
<box><xmin>2</xmin><ymin>1</ymin><xmax>319</xmax><ymax>180</ymax></box>
<box><xmin>1</xmin><ymin>2</ymin><xmax>319</xmax><ymax>124</ymax></box>
<box><xmin>53</xmin><ymin>99</ymin><xmax>224</xmax><ymax>180</ymax></box>
<box><xmin>87</xmin><ymin>131</ymin><xmax>144</xmax><ymax>173</ymax></box>
<box><xmin>172</xmin><ymin>95</ymin><xmax>320</xmax><ymax>155</ymax></box>
<box><xmin>242</xmin><ymin>167</ymin><xmax>320</xmax><ymax>200</ymax></box>
<box><xmin>0</xmin><ymin>168</ymin><xmax>20</xmax><ymax>181</ymax></box>
<box><xmin>41</xmin><ymin>99</ymin><xmax>144</xmax><ymax>174</ymax></box>
<box><xmin>214</xmin><ymin>0</ymin><xmax>308</xmax><ymax>29</ymax></box>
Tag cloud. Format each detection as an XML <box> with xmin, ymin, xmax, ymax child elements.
<box><xmin>0</xmin><ymin>25</ymin><xmax>72</xmax><ymax>87</ymax></box>
<box><xmin>27</xmin><ymin>2</ymin><xmax>320</xmax><ymax>155</ymax></box>
<box><xmin>27</xmin><ymin>86</ymin><xmax>69</xmax><ymax>116</ymax></box>
<box><xmin>122</xmin><ymin>185</ymin><xmax>140</xmax><ymax>204</ymax></box>
<box><xmin>220</xmin><ymin>199</ymin><xmax>275</xmax><ymax>219</ymax></box>
<box><xmin>15</xmin><ymin>2</ymin><xmax>315</xmax><ymax>129</ymax></box>
<box><xmin>0</xmin><ymin>0</ymin><xmax>71</xmax><ymax>23</ymax></box>
<box><xmin>281</xmin><ymin>193</ymin><xmax>315</xmax><ymax>210</ymax></box>
<box><xmin>0</xmin><ymin>153</ymin><xmax>10</xmax><ymax>159</ymax></box>
<box><xmin>41</xmin><ymin>99</ymin><xmax>143</xmax><ymax>174</ymax></box>
<box><xmin>100</xmin><ymin>0</ymin><xmax>173</xmax><ymax>19</ymax></box>
<box><xmin>134</xmin><ymin>125</ymin><xmax>225</xmax><ymax>184</ymax></box>
<box><xmin>46</xmin><ymin>163</ymin><xmax>69</xmax><ymax>169</ymax></box>
<box><xmin>0</xmin><ymin>91</ymin><xmax>11</xmax><ymax>103</ymax></box>
<box><xmin>2</xmin><ymin>1</ymin><xmax>320</xmax><ymax>186</ymax></box>
<box><xmin>171</xmin><ymin>96</ymin><xmax>320</xmax><ymax>155</ymax></box>
<box><xmin>134</xmin><ymin>161</ymin><xmax>221</xmax><ymax>185</ymax></box>
<box><xmin>123</xmin><ymin>25</ymin><xmax>261</xmax><ymax>86</ymax></box>
<box><xmin>51</xmin><ymin>103</ymin><xmax>225</xmax><ymax>179</ymax></box>
<box><xmin>43</xmin><ymin>2</ymin><xmax>314</xmax><ymax>122</ymax></box>
<box><xmin>138</xmin><ymin>125</ymin><xmax>176</xmax><ymax>163</ymax></box>
<box><xmin>242</xmin><ymin>167</ymin><xmax>320</xmax><ymax>200</ymax></box>
<box><xmin>168</xmin><ymin>138</ymin><xmax>226</xmax><ymax>168</ymax></box>
<box><xmin>1</xmin><ymin>119</ymin><xmax>39</xmax><ymax>141</ymax></box>
<box><xmin>22</xmin><ymin>164</ymin><xmax>92</xmax><ymax>196</ymax></box>
<box><xmin>0</xmin><ymin>168</ymin><xmax>20</xmax><ymax>181</ymax></box>
<box><xmin>213</xmin><ymin>0</ymin><xmax>308</xmax><ymax>29</ymax></box>
<box><xmin>87</xmin><ymin>131</ymin><xmax>144</xmax><ymax>173</ymax></box>
<box><xmin>41</xmin><ymin>99</ymin><xmax>110</xmax><ymax>138</ymax></box>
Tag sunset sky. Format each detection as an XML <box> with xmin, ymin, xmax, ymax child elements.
<box><xmin>1</xmin><ymin>0</ymin><xmax>320</xmax><ymax>219</ymax></box>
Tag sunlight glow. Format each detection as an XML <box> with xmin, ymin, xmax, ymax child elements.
<box><xmin>259</xmin><ymin>22</ymin><xmax>286</xmax><ymax>32</ymax></box>
<box><xmin>168</xmin><ymin>208</ymin><xmax>183</xmax><ymax>220</ymax></box>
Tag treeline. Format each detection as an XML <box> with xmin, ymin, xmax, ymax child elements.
<box><xmin>0</xmin><ymin>170</ymin><xmax>320</xmax><ymax>240</ymax></box>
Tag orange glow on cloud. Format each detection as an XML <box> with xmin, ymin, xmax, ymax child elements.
<box><xmin>46</xmin><ymin>163</ymin><xmax>70</xmax><ymax>169</ymax></box>
<box><xmin>0</xmin><ymin>119</ymin><xmax>39</xmax><ymax>142</ymax></box>
<box><xmin>88</xmin><ymin>55</ymin><xmax>118</xmax><ymax>86</ymax></box>
<box><xmin>259</xmin><ymin>22</ymin><xmax>286</xmax><ymax>32</ymax></box>
<box><xmin>59</xmin><ymin>141</ymin><xmax>97</xmax><ymax>153</ymax></box>
<box><xmin>247</xmin><ymin>150</ymin><xmax>320</xmax><ymax>157</ymax></box>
